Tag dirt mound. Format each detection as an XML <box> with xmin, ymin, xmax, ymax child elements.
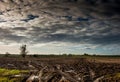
<box><xmin>0</xmin><ymin>57</ymin><xmax>120</xmax><ymax>82</ymax></box>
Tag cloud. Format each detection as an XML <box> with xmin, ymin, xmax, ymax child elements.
<box><xmin>0</xmin><ymin>0</ymin><xmax>119</xmax><ymax>46</ymax></box>
<box><xmin>21</xmin><ymin>14</ymin><xmax>39</xmax><ymax>22</ymax></box>
<box><xmin>0</xmin><ymin>28</ymin><xmax>28</xmax><ymax>44</ymax></box>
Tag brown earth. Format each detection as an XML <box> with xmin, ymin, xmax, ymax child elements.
<box><xmin>0</xmin><ymin>56</ymin><xmax>120</xmax><ymax>82</ymax></box>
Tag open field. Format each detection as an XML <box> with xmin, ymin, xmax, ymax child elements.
<box><xmin>0</xmin><ymin>55</ymin><xmax>120</xmax><ymax>82</ymax></box>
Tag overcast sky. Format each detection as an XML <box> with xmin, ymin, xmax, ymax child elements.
<box><xmin>0</xmin><ymin>0</ymin><xmax>120</xmax><ymax>55</ymax></box>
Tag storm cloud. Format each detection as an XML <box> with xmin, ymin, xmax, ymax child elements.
<box><xmin>0</xmin><ymin>0</ymin><xmax>120</xmax><ymax>54</ymax></box>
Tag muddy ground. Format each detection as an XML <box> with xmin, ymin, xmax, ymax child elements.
<box><xmin>0</xmin><ymin>56</ymin><xmax>120</xmax><ymax>82</ymax></box>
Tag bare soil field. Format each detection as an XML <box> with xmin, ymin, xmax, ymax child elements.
<box><xmin>87</xmin><ymin>56</ymin><xmax>120</xmax><ymax>64</ymax></box>
<box><xmin>0</xmin><ymin>56</ymin><xmax>120</xmax><ymax>82</ymax></box>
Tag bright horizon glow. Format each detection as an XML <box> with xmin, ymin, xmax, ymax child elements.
<box><xmin>0</xmin><ymin>42</ymin><xmax>119</xmax><ymax>55</ymax></box>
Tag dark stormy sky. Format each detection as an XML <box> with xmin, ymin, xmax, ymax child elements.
<box><xmin>0</xmin><ymin>0</ymin><xmax>120</xmax><ymax>55</ymax></box>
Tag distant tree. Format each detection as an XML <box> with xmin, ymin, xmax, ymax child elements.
<box><xmin>20</xmin><ymin>45</ymin><xmax>28</xmax><ymax>58</ymax></box>
<box><xmin>68</xmin><ymin>54</ymin><xmax>73</xmax><ymax>56</ymax></box>
<box><xmin>5</xmin><ymin>52</ymin><xmax>10</xmax><ymax>57</ymax></box>
<box><xmin>33</xmin><ymin>54</ymin><xmax>38</xmax><ymax>57</ymax></box>
<box><xmin>93</xmin><ymin>54</ymin><xmax>96</xmax><ymax>56</ymax></box>
<box><xmin>83</xmin><ymin>53</ymin><xmax>89</xmax><ymax>56</ymax></box>
<box><xmin>62</xmin><ymin>53</ymin><xmax>67</xmax><ymax>56</ymax></box>
<box><xmin>68</xmin><ymin>0</ymin><xmax>78</xmax><ymax>2</ymax></box>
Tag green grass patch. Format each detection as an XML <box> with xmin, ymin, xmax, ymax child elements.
<box><xmin>0</xmin><ymin>68</ymin><xmax>28</xmax><ymax>82</ymax></box>
<box><xmin>104</xmin><ymin>73</ymin><xmax>120</xmax><ymax>79</ymax></box>
<box><xmin>0</xmin><ymin>68</ymin><xmax>28</xmax><ymax>76</ymax></box>
<box><xmin>115</xmin><ymin>73</ymin><xmax>120</xmax><ymax>78</ymax></box>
